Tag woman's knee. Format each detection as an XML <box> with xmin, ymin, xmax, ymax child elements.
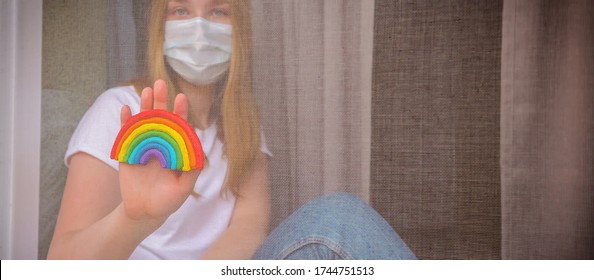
<box><xmin>299</xmin><ymin>192</ymin><xmax>372</xmax><ymax>223</ymax></box>
<box><xmin>302</xmin><ymin>192</ymin><xmax>367</xmax><ymax>213</ymax></box>
<box><xmin>291</xmin><ymin>192</ymin><xmax>416</xmax><ymax>259</ymax></box>
<box><xmin>256</xmin><ymin>192</ymin><xmax>417</xmax><ymax>259</ymax></box>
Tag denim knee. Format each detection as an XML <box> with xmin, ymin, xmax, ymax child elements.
<box><xmin>254</xmin><ymin>192</ymin><xmax>417</xmax><ymax>259</ymax></box>
<box><xmin>302</xmin><ymin>192</ymin><xmax>366</xmax><ymax>212</ymax></box>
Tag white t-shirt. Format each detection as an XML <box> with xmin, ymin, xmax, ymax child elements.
<box><xmin>65</xmin><ymin>86</ymin><xmax>271</xmax><ymax>259</ymax></box>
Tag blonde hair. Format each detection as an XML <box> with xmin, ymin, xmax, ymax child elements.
<box><xmin>132</xmin><ymin>0</ymin><xmax>261</xmax><ymax>196</ymax></box>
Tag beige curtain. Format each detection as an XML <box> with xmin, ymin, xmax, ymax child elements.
<box><xmin>371</xmin><ymin>0</ymin><xmax>593</xmax><ymax>260</ymax></box>
<box><xmin>501</xmin><ymin>0</ymin><xmax>594</xmax><ymax>259</ymax></box>
<box><xmin>251</xmin><ymin>0</ymin><xmax>374</xmax><ymax>227</ymax></box>
<box><xmin>371</xmin><ymin>0</ymin><xmax>503</xmax><ymax>259</ymax></box>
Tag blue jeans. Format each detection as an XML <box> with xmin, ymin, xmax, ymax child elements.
<box><xmin>253</xmin><ymin>193</ymin><xmax>416</xmax><ymax>260</ymax></box>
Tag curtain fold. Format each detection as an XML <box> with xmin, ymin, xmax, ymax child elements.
<box><xmin>501</xmin><ymin>0</ymin><xmax>594</xmax><ymax>259</ymax></box>
<box><xmin>251</xmin><ymin>0</ymin><xmax>374</xmax><ymax>228</ymax></box>
<box><xmin>106</xmin><ymin>0</ymin><xmax>138</xmax><ymax>88</ymax></box>
<box><xmin>371</xmin><ymin>0</ymin><xmax>503</xmax><ymax>259</ymax></box>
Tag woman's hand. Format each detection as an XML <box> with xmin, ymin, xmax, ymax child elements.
<box><xmin>118</xmin><ymin>79</ymin><xmax>200</xmax><ymax>222</ymax></box>
<box><xmin>47</xmin><ymin>80</ymin><xmax>199</xmax><ymax>259</ymax></box>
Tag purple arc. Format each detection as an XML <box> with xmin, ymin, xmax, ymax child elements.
<box><xmin>139</xmin><ymin>148</ymin><xmax>168</xmax><ymax>168</ymax></box>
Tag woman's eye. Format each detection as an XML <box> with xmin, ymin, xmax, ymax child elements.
<box><xmin>174</xmin><ymin>7</ymin><xmax>188</xmax><ymax>16</ymax></box>
<box><xmin>212</xmin><ymin>8</ymin><xmax>229</xmax><ymax>18</ymax></box>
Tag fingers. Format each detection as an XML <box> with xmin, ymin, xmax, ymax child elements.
<box><xmin>138</xmin><ymin>80</ymin><xmax>188</xmax><ymax>120</ymax></box>
<box><xmin>153</xmin><ymin>79</ymin><xmax>168</xmax><ymax>110</ymax></box>
<box><xmin>140</xmin><ymin>87</ymin><xmax>154</xmax><ymax>112</ymax></box>
<box><xmin>120</xmin><ymin>105</ymin><xmax>132</xmax><ymax>127</ymax></box>
<box><xmin>141</xmin><ymin>79</ymin><xmax>167</xmax><ymax>112</ymax></box>
<box><xmin>173</xmin><ymin>93</ymin><xmax>189</xmax><ymax>121</ymax></box>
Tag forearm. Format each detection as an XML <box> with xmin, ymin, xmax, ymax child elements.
<box><xmin>201</xmin><ymin>155</ymin><xmax>271</xmax><ymax>260</ymax></box>
<box><xmin>47</xmin><ymin>204</ymin><xmax>164</xmax><ymax>259</ymax></box>
<box><xmin>200</xmin><ymin>223</ymin><xmax>268</xmax><ymax>260</ymax></box>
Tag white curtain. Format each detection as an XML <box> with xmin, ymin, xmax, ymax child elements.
<box><xmin>1</xmin><ymin>0</ymin><xmax>42</xmax><ymax>260</ymax></box>
<box><xmin>250</xmin><ymin>0</ymin><xmax>374</xmax><ymax>227</ymax></box>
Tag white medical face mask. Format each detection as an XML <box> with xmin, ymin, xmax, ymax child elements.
<box><xmin>163</xmin><ymin>17</ymin><xmax>232</xmax><ymax>85</ymax></box>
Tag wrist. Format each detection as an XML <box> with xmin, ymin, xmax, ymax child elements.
<box><xmin>115</xmin><ymin>204</ymin><xmax>166</xmax><ymax>239</ymax></box>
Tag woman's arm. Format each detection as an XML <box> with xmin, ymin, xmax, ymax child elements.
<box><xmin>47</xmin><ymin>153</ymin><xmax>165</xmax><ymax>259</ymax></box>
<box><xmin>200</xmin><ymin>153</ymin><xmax>271</xmax><ymax>259</ymax></box>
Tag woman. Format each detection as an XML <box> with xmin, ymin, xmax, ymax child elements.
<box><xmin>49</xmin><ymin>0</ymin><xmax>268</xmax><ymax>260</ymax></box>
<box><xmin>48</xmin><ymin>0</ymin><xmax>415</xmax><ymax>260</ymax></box>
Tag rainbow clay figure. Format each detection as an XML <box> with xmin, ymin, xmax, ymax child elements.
<box><xmin>110</xmin><ymin>109</ymin><xmax>205</xmax><ymax>171</ymax></box>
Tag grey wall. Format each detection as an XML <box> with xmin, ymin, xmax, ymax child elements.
<box><xmin>40</xmin><ymin>0</ymin><xmax>108</xmax><ymax>259</ymax></box>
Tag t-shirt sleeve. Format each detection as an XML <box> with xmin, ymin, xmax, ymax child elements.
<box><xmin>64</xmin><ymin>88</ymin><xmax>136</xmax><ymax>170</ymax></box>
